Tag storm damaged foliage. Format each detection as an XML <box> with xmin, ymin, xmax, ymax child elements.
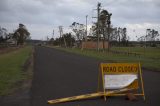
<box><xmin>70</xmin><ymin>22</ymin><xmax>86</xmax><ymax>47</ymax></box>
<box><xmin>0</xmin><ymin>27</ymin><xmax>8</xmax><ymax>43</ymax></box>
<box><xmin>53</xmin><ymin>33</ymin><xmax>75</xmax><ymax>47</ymax></box>
<box><xmin>13</xmin><ymin>24</ymin><xmax>30</xmax><ymax>45</ymax></box>
<box><xmin>137</xmin><ymin>29</ymin><xmax>159</xmax><ymax>47</ymax></box>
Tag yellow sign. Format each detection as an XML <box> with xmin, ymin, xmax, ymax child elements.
<box><xmin>101</xmin><ymin>63</ymin><xmax>138</xmax><ymax>74</ymax></box>
<box><xmin>99</xmin><ymin>63</ymin><xmax>145</xmax><ymax>101</ymax></box>
<box><xmin>101</xmin><ymin>63</ymin><xmax>139</xmax><ymax>90</ymax></box>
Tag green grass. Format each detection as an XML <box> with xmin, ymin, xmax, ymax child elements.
<box><xmin>51</xmin><ymin>46</ymin><xmax>160</xmax><ymax>71</ymax></box>
<box><xmin>0</xmin><ymin>46</ymin><xmax>32</xmax><ymax>95</ymax></box>
<box><xmin>111</xmin><ymin>47</ymin><xmax>160</xmax><ymax>59</ymax></box>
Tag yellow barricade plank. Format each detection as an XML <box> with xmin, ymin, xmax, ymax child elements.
<box><xmin>48</xmin><ymin>92</ymin><xmax>104</xmax><ymax>104</ymax></box>
<box><xmin>48</xmin><ymin>88</ymin><xmax>135</xmax><ymax>104</ymax></box>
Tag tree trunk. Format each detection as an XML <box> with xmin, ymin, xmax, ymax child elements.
<box><xmin>102</xmin><ymin>28</ymin><xmax>105</xmax><ymax>51</ymax></box>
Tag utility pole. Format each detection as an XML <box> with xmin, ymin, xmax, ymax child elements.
<box><xmin>59</xmin><ymin>26</ymin><xmax>62</xmax><ymax>46</ymax></box>
<box><xmin>107</xmin><ymin>13</ymin><xmax>112</xmax><ymax>52</ymax></box>
<box><xmin>52</xmin><ymin>29</ymin><xmax>54</xmax><ymax>38</ymax></box>
<box><xmin>85</xmin><ymin>15</ymin><xmax>88</xmax><ymax>41</ymax></box>
<box><xmin>59</xmin><ymin>26</ymin><xmax>66</xmax><ymax>47</ymax></box>
<box><xmin>92</xmin><ymin>3</ymin><xmax>101</xmax><ymax>51</ymax></box>
<box><xmin>97</xmin><ymin>2</ymin><xmax>101</xmax><ymax>51</ymax></box>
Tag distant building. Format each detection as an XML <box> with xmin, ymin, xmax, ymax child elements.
<box><xmin>81</xmin><ymin>36</ymin><xmax>108</xmax><ymax>49</ymax></box>
<box><xmin>6</xmin><ymin>38</ymin><xmax>17</xmax><ymax>45</ymax></box>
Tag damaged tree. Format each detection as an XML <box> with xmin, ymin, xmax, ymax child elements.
<box><xmin>13</xmin><ymin>24</ymin><xmax>30</xmax><ymax>45</ymax></box>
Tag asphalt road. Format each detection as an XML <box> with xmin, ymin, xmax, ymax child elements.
<box><xmin>31</xmin><ymin>46</ymin><xmax>160</xmax><ymax>106</ymax></box>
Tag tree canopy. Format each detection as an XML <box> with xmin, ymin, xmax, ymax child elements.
<box><xmin>13</xmin><ymin>24</ymin><xmax>30</xmax><ymax>45</ymax></box>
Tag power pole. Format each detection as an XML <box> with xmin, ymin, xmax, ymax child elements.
<box><xmin>107</xmin><ymin>13</ymin><xmax>112</xmax><ymax>52</ymax></box>
<box><xmin>59</xmin><ymin>26</ymin><xmax>62</xmax><ymax>46</ymax></box>
<box><xmin>97</xmin><ymin>2</ymin><xmax>101</xmax><ymax>51</ymax></box>
<box><xmin>52</xmin><ymin>29</ymin><xmax>54</xmax><ymax>38</ymax></box>
<box><xmin>85</xmin><ymin>15</ymin><xmax>88</xmax><ymax>41</ymax></box>
<box><xmin>92</xmin><ymin>3</ymin><xmax>101</xmax><ymax>51</ymax></box>
<box><xmin>59</xmin><ymin>26</ymin><xmax>66</xmax><ymax>47</ymax></box>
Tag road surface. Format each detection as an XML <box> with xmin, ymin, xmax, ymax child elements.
<box><xmin>31</xmin><ymin>46</ymin><xmax>160</xmax><ymax>106</ymax></box>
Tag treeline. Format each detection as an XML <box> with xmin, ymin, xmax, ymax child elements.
<box><xmin>48</xmin><ymin>33</ymin><xmax>75</xmax><ymax>47</ymax></box>
<box><xmin>0</xmin><ymin>24</ymin><xmax>30</xmax><ymax>46</ymax></box>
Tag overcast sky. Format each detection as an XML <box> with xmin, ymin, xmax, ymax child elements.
<box><xmin>0</xmin><ymin>0</ymin><xmax>160</xmax><ymax>40</ymax></box>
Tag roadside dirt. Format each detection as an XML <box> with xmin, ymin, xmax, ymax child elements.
<box><xmin>0</xmin><ymin>46</ymin><xmax>19</xmax><ymax>54</ymax></box>
<box><xmin>0</xmin><ymin>47</ymin><xmax>34</xmax><ymax>106</ymax></box>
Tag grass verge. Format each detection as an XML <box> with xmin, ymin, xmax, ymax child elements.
<box><xmin>48</xmin><ymin>46</ymin><xmax>160</xmax><ymax>71</ymax></box>
<box><xmin>0</xmin><ymin>46</ymin><xmax>32</xmax><ymax>95</ymax></box>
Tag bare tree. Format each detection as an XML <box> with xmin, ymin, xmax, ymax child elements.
<box><xmin>110</xmin><ymin>27</ymin><xmax>119</xmax><ymax>41</ymax></box>
<box><xmin>146</xmin><ymin>29</ymin><xmax>159</xmax><ymax>41</ymax></box>
<box><xmin>0</xmin><ymin>27</ymin><xmax>9</xmax><ymax>43</ymax></box>
<box><xmin>70</xmin><ymin>22</ymin><xmax>85</xmax><ymax>47</ymax></box>
<box><xmin>146</xmin><ymin>29</ymin><xmax>159</xmax><ymax>46</ymax></box>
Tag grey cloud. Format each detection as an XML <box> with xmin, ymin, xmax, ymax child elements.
<box><xmin>0</xmin><ymin>0</ymin><xmax>159</xmax><ymax>40</ymax></box>
<box><xmin>103</xmin><ymin>0</ymin><xmax>160</xmax><ymax>26</ymax></box>
<box><xmin>0</xmin><ymin>0</ymin><xmax>9</xmax><ymax>11</ymax></box>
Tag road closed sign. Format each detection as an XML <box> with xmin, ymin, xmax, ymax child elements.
<box><xmin>101</xmin><ymin>63</ymin><xmax>139</xmax><ymax>90</ymax></box>
<box><xmin>99</xmin><ymin>63</ymin><xmax>145</xmax><ymax>100</ymax></box>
